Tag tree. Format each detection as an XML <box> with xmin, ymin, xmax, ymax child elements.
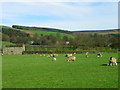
<box><xmin>109</xmin><ymin>36</ymin><xmax>120</xmax><ymax>48</ymax></box>
<box><xmin>2</xmin><ymin>33</ymin><xmax>10</xmax><ymax>41</ymax></box>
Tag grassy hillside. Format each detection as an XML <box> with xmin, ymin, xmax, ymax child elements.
<box><xmin>73</xmin><ymin>29</ymin><xmax>120</xmax><ymax>36</ymax></box>
<box><xmin>12</xmin><ymin>25</ymin><xmax>72</xmax><ymax>34</ymax></box>
<box><xmin>2</xmin><ymin>25</ymin><xmax>119</xmax><ymax>39</ymax></box>
<box><xmin>12</xmin><ymin>25</ymin><xmax>74</xmax><ymax>38</ymax></box>
<box><xmin>1</xmin><ymin>25</ymin><xmax>74</xmax><ymax>38</ymax></box>
<box><xmin>0</xmin><ymin>41</ymin><xmax>15</xmax><ymax>48</ymax></box>
<box><xmin>1</xmin><ymin>25</ymin><xmax>119</xmax><ymax>48</ymax></box>
<box><xmin>20</xmin><ymin>29</ymin><xmax>74</xmax><ymax>38</ymax></box>
<box><xmin>2</xmin><ymin>41</ymin><xmax>16</xmax><ymax>45</ymax></box>
<box><xmin>1</xmin><ymin>26</ymin><xmax>29</xmax><ymax>37</ymax></box>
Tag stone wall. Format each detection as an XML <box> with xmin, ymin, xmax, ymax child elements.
<box><xmin>2</xmin><ymin>44</ymin><xmax>25</xmax><ymax>55</ymax></box>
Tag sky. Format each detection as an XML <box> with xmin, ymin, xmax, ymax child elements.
<box><xmin>0</xmin><ymin>0</ymin><xmax>119</xmax><ymax>31</ymax></box>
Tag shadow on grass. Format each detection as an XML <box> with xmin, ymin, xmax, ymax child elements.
<box><xmin>117</xmin><ymin>62</ymin><xmax>120</xmax><ymax>63</ymax></box>
<box><xmin>101</xmin><ymin>64</ymin><xmax>107</xmax><ymax>66</ymax></box>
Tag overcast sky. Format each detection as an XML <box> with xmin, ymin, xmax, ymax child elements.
<box><xmin>1</xmin><ymin>0</ymin><xmax>119</xmax><ymax>31</ymax></box>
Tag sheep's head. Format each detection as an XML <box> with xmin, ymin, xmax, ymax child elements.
<box><xmin>65</xmin><ymin>54</ymin><xmax>68</xmax><ymax>57</ymax></box>
<box><xmin>110</xmin><ymin>57</ymin><xmax>113</xmax><ymax>60</ymax></box>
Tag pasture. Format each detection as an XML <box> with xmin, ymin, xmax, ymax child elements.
<box><xmin>2</xmin><ymin>53</ymin><xmax>118</xmax><ymax>88</ymax></box>
<box><xmin>2</xmin><ymin>41</ymin><xmax>16</xmax><ymax>45</ymax></box>
<box><xmin>20</xmin><ymin>29</ymin><xmax>74</xmax><ymax>38</ymax></box>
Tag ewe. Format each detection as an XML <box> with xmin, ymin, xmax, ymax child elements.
<box><xmin>48</xmin><ymin>54</ymin><xmax>57</xmax><ymax>61</ymax></box>
<box><xmin>65</xmin><ymin>54</ymin><xmax>76</xmax><ymax>62</ymax></box>
<box><xmin>67</xmin><ymin>56</ymin><xmax>76</xmax><ymax>62</ymax></box>
<box><xmin>96</xmin><ymin>53</ymin><xmax>102</xmax><ymax>57</ymax></box>
<box><xmin>85</xmin><ymin>52</ymin><xmax>89</xmax><ymax>58</ymax></box>
<box><xmin>65</xmin><ymin>54</ymin><xmax>72</xmax><ymax>57</ymax></box>
<box><xmin>108</xmin><ymin>57</ymin><xmax>117</xmax><ymax>66</ymax></box>
<box><xmin>73</xmin><ymin>52</ymin><xmax>76</xmax><ymax>54</ymax></box>
<box><xmin>52</xmin><ymin>57</ymin><xmax>57</xmax><ymax>61</ymax></box>
<box><xmin>48</xmin><ymin>54</ymin><xmax>56</xmax><ymax>57</ymax></box>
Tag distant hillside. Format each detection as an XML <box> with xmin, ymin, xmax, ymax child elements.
<box><xmin>1</xmin><ymin>26</ymin><xmax>29</xmax><ymax>37</ymax></box>
<box><xmin>20</xmin><ymin>29</ymin><xmax>74</xmax><ymax>38</ymax></box>
<box><xmin>12</xmin><ymin>25</ymin><xmax>72</xmax><ymax>34</ymax></box>
<box><xmin>72</xmin><ymin>29</ymin><xmax>120</xmax><ymax>35</ymax></box>
<box><xmin>73</xmin><ymin>29</ymin><xmax>119</xmax><ymax>32</ymax></box>
<box><xmin>12</xmin><ymin>25</ymin><xmax>74</xmax><ymax>38</ymax></box>
<box><xmin>1</xmin><ymin>25</ymin><xmax>75</xmax><ymax>45</ymax></box>
<box><xmin>1</xmin><ymin>25</ymin><xmax>119</xmax><ymax>48</ymax></box>
<box><xmin>1</xmin><ymin>26</ymin><xmax>30</xmax><ymax>44</ymax></box>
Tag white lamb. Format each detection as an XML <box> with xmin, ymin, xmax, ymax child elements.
<box><xmin>108</xmin><ymin>57</ymin><xmax>117</xmax><ymax>66</ymax></box>
<box><xmin>67</xmin><ymin>56</ymin><xmax>76</xmax><ymax>62</ymax></box>
<box><xmin>52</xmin><ymin>57</ymin><xmax>57</xmax><ymax>61</ymax></box>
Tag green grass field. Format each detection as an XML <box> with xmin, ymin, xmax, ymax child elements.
<box><xmin>20</xmin><ymin>29</ymin><xmax>74</xmax><ymax>38</ymax></box>
<box><xmin>2</xmin><ymin>41</ymin><xmax>16</xmax><ymax>45</ymax></box>
<box><xmin>2</xmin><ymin>53</ymin><xmax>118</xmax><ymax>88</ymax></box>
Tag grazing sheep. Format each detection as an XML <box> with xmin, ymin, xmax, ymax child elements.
<box><xmin>96</xmin><ymin>53</ymin><xmax>102</xmax><ymax>57</ymax></box>
<box><xmin>48</xmin><ymin>54</ymin><xmax>56</xmax><ymax>57</ymax></box>
<box><xmin>67</xmin><ymin>56</ymin><xmax>76</xmax><ymax>62</ymax></box>
<box><xmin>73</xmin><ymin>52</ymin><xmax>76</xmax><ymax>54</ymax></box>
<box><xmin>85</xmin><ymin>52</ymin><xmax>89</xmax><ymax>58</ymax></box>
<box><xmin>1</xmin><ymin>53</ymin><xmax>3</xmax><ymax>56</ymax></box>
<box><xmin>52</xmin><ymin>57</ymin><xmax>57</xmax><ymax>61</ymax></box>
<box><xmin>48</xmin><ymin>54</ymin><xmax>57</xmax><ymax>57</ymax></box>
<box><xmin>108</xmin><ymin>57</ymin><xmax>117</xmax><ymax>66</ymax></box>
<box><xmin>65</xmin><ymin>54</ymin><xmax>72</xmax><ymax>57</ymax></box>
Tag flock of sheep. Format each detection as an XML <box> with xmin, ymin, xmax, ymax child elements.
<box><xmin>47</xmin><ymin>53</ymin><xmax>76</xmax><ymax>62</ymax></box>
<box><xmin>45</xmin><ymin>52</ymin><xmax>117</xmax><ymax>66</ymax></box>
<box><xmin>1</xmin><ymin>51</ymin><xmax>117</xmax><ymax>66</ymax></box>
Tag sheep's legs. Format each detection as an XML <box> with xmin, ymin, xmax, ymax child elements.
<box><xmin>108</xmin><ymin>62</ymin><xmax>117</xmax><ymax>66</ymax></box>
<box><xmin>114</xmin><ymin>62</ymin><xmax>117</xmax><ymax>66</ymax></box>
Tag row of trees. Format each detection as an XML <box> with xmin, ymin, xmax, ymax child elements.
<box><xmin>70</xmin><ymin>34</ymin><xmax>119</xmax><ymax>49</ymax></box>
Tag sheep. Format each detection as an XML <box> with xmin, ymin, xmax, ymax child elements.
<box><xmin>96</xmin><ymin>53</ymin><xmax>102</xmax><ymax>57</ymax></box>
<box><xmin>52</xmin><ymin>57</ymin><xmax>57</xmax><ymax>61</ymax></box>
<box><xmin>108</xmin><ymin>57</ymin><xmax>117</xmax><ymax>66</ymax></box>
<box><xmin>1</xmin><ymin>53</ymin><xmax>3</xmax><ymax>56</ymax></box>
<box><xmin>67</xmin><ymin>56</ymin><xmax>76</xmax><ymax>62</ymax></box>
<box><xmin>47</xmin><ymin>54</ymin><xmax>57</xmax><ymax>61</ymax></box>
<box><xmin>48</xmin><ymin>54</ymin><xmax>56</xmax><ymax>57</ymax></box>
<box><xmin>85</xmin><ymin>52</ymin><xmax>89</xmax><ymax>58</ymax></box>
<box><xmin>73</xmin><ymin>52</ymin><xmax>76</xmax><ymax>54</ymax></box>
<box><xmin>65</xmin><ymin>54</ymin><xmax>76</xmax><ymax>62</ymax></box>
<box><xmin>65</xmin><ymin>54</ymin><xmax>72</xmax><ymax>57</ymax></box>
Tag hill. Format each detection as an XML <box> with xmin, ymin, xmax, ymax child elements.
<box><xmin>72</xmin><ymin>29</ymin><xmax>120</xmax><ymax>36</ymax></box>
<box><xmin>1</xmin><ymin>25</ymin><xmax>119</xmax><ymax>48</ymax></box>
<box><xmin>11</xmin><ymin>25</ymin><xmax>74</xmax><ymax>38</ymax></box>
<box><xmin>1</xmin><ymin>25</ymin><xmax>74</xmax><ymax>45</ymax></box>
<box><xmin>1</xmin><ymin>26</ymin><xmax>30</xmax><ymax>37</ymax></box>
<box><xmin>12</xmin><ymin>25</ymin><xmax>120</xmax><ymax>38</ymax></box>
<box><xmin>12</xmin><ymin>25</ymin><xmax>72</xmax><ymax>34</ymax></box>
<box><xmin>1</xmin><ymin>26</ymin><xmax>30</xmax><ymax>44</ymax></box>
